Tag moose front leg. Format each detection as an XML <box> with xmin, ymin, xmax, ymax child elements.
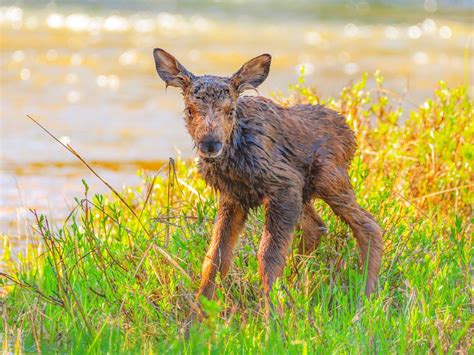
<box><xmin>257</xmin><ymin>191</ymin><xmax>302</xmax><ymax>316</ymax></box>
<box><xmin>197</xmin><ymin>196</ymin><xmax>248</xmax><ymax>300</ymax></box>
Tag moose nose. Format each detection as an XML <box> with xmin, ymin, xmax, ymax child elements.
<box><xmin>199</xmin><ymin>140</ymin><xmax>223</xmax><ymax>156</ymax></box>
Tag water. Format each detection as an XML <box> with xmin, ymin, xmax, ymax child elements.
<box><xmin>1</xmin><ymin>1</ymin><xmax>473</xmax><ymax>253</ymax></box>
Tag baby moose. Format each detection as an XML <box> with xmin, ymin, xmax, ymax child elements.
<box><xmin>153</xmin><ymin>48</ymin><xmax>383</xmax><ymax>315</ymax></box>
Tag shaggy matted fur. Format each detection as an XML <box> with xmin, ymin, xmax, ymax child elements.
<box><xmin>153</xmin><ymin>48</ymin><xmax>383</xmax><ymax>313</ymax></box>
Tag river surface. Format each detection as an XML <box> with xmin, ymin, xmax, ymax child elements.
<box><xmin>0</xmin><ymin>1</ymin><xmax>473</xmax><ymax>257</ymax></box>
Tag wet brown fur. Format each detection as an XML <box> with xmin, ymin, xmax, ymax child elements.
<box><xmin>153</xmin><ymin>48</ymin><xmax>383</xmax><ymax>314</ymax></box>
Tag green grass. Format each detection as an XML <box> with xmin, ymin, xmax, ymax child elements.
<box><xmin>1</xmin><ymin>73</ymin><xmax>472</xmax><ymax>353</ymax></box>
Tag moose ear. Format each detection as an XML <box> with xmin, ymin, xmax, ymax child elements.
<box><xmin>231</xmin><ymin>54</ymin><xmax>271</xmax><ymax>93</ymax></box>
<box><xmin>153</xmin><ymin>48</ymin><xmax>194</xmax><ymax>90</ymax></box>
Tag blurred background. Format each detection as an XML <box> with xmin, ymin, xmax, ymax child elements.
<box><xmin>0</xmin><ymin>0</ymin><xmax>472</xmax><ymax>245</ymax></box>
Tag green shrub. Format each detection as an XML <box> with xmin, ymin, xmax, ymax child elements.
<box><xmin>1</xmin><ymin>74</ymin><xmax>472</xmax><ymax>353</ymax></box>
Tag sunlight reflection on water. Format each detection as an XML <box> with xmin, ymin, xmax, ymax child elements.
<box><xmin>0</xmin><ymin>2</ymin><xmax>472</xmax><ymax>243</ymax></box>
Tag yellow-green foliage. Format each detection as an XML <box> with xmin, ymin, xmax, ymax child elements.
<box><xmin>1</xmin><ymin>74</ymin><xmax>472</xmax><ymax>353</ymax></box>
<box><xmin>288</xmin><ymin>72</ymin><xmax>472</xmax><ymax>216</ymax></box>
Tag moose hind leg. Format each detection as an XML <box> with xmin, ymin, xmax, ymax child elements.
<box><xmin>298</xmin><ymin>202</ymin><xmax>327</xmax><ymax>255</ymax></box>
<box><xmin>324</xmin><ymin>190</ymin><xmax>383</xmax><ymax>296</ymax></box>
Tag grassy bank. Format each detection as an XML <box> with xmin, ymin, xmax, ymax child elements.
<box><xmin>1</xmin><ymin>74</ymin><xmax>472</xmax><ymax>353</ymax></box>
